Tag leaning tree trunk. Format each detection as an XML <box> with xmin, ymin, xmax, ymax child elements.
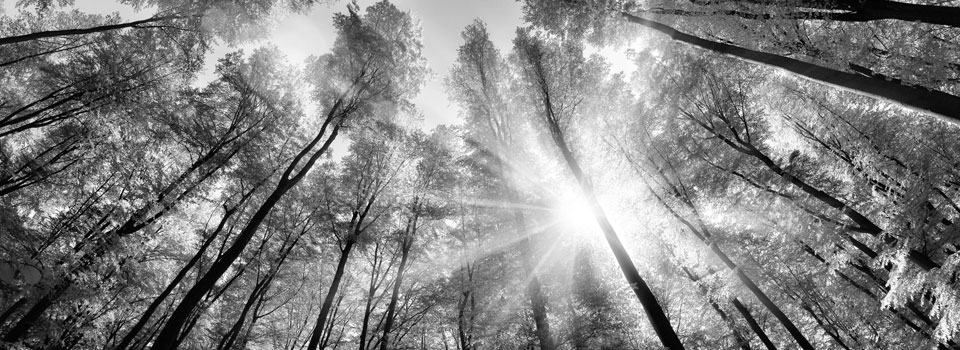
<box><xmin>621</xmin><ymin>13</ymin><xmax>960</xmax><ymax>126</ymax></box>
<box><xmin>504</xmin><ymin>187</ymin><xmax>557</xmax><ymax>350</ymax></box>
<box><xmin>308</xmin><ymin>194</ymin><xmax>377</xmax><ymax>350</ymax></box>
<box><xmin>307</xmin><ymin>234</ymin><xmax>358</xmax><ymax>350</ymax></box>
<box><xmin>842</xmin><ymin>0</ymin><xmax>960</xmax><ymax>27</ymax></box>
<box><xmin>731</xmin><ymin>299</ymin><xmax>778</xmax><ymax>350</ymax></box>
<box><xmin>681</xmin><ymin>267</ymin><xmax>752</xmax><ymax>350</ymax></box>
<box><xmin>552</xmin><ymin>132</ymin><xmax>684</xmax><ymax>349</ymax></box>
<box><xmin>149</xmin><ymin>102</ymin><xmax>346</xmax><ymax>350</ymax></box>
<box><xmin>379</xmin><ymin>224</ymin><xmax>415</xmax><ymax>350</ymax></box>
<box><xmin>525</xmin><ymin>52</ymin><xmax>684</xmax><ymax>346</ymax></box>
<box><xmin>0</xmin><ymin>14</ymin><xmax>187</xmax><ymax>46</ymax></box>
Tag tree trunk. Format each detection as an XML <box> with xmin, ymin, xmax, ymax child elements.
<box><xmin>114</xmin><ymin>197</ymin><xmax>248</xmax><ymax>350</ymax></box>
<box><xmin>505</xmin><ymin>193</ymin><xmax>557</xmax><ymax>350</ymax></box>
<box><xmin>379</xmin><ymin>229</ymin><xmax>414</xmax><ymax>350</ymax></box>
<box><xmin>681</xmin><ymin>267</ymin><xmax>752</xmax><ymax>350</ymax></box>
<box><xmin>731</xmin><ymin>299</ymin><xmax>778</xmax><ymax>350</ymax></box>
<box><xmin>634</xmin><ymin>154</ymin><xmax>813</xmax><ymax>349</ymax></box>
<box><xmin>149</xmin><ymin>104</ymin><xmax>345</xmax><ymax>350</ymax></box>
<box><xmin>0</xmin><ymin>14</ymin><xmax>183</xmax><ymax>46</ymax></box>
<box><xmin>647</xmin><ymin>0</ymin><xmax>960</xmax><ymax>27</ymax></box>
<box><xmin>307</xmin><ymin>238</ymin><xmax>356</xmax><ymax>350</ymax></box>
<box><xmin>621</xmin><ymin>13</ymin><xmax>960</xmax><ymax>126</ymax></box>
<box><xmin>859</xmin><ymin>0</ymin><xmax>960</xmax><ymax>27</ymax></box>
<box><xmin>526</xmin><ymin>54</ymin><xmax>684</xmax><ymax>347</ymax></box>
<box><xmin>359</xmin><ymin>243</ymin><xmax>392</xmax><ymax>350</ymax></box>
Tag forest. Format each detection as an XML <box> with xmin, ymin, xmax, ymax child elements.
<box><xmin>1</xmin><ymin>0</ymin><xmax>959</xmax><ymax>349</ymax></box>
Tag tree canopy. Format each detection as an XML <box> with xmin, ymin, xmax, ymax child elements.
<box><xmin>1</xmin><ymin>0</ymin><xmax>959</xmax><ymax>349</ymax></box>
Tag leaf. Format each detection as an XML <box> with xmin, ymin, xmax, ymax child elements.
<box><xmin>0</xmin><ymin>262</ymin><xmax>13</xmax><ymax>284</ymax></box>
<box><xmin>21</xmin><ymin>265</ymin><xmax>42</xmax><ymax>285</ymax></box>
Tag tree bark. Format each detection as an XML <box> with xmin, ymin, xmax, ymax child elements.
<box><xmin>648</xmin><ymin>0</ymin><xmax>960</xmax><ymax>27</ymax></box>
<box><xmin>149</xmin><ymin>102</ymin><xmax>345</xmax><ymax>350</ymax></box>
<box><xmin>857</xmin><ymin>0</ymin><xmax>960</xmax><ymax>27</ymax></box>
<box><xmin>632</xmin><ymin>149</ymin><xmax>813</xmax><ymax>349</ymax></box>
<box><xmin>681</xmin><ymin>267</ymin><xmax>752</xmax><ymax>350</ymax></box>
<box><xmin>379</xmin><ymin>225</ymin><xmax>415</xmax><ymax>350</ymax></box>
<box><xmin>306</xmin><ymin>237</ymin><xmax>356</xmax><ymax>350</ymax></box>
<box><xmin>521</xmin><ymin>44</ymin><xmax>684</xmax><ymax>348</ymax></box>
<box><xmin>621</xmin><ymin>12</ymin><xmax>960</xmax><ymax>126</ymax></box>
<box><xmin>308</xmin><ymin>193</ymin><xmax>379</xmax><ymax>350</ymax></box>
<box><xmin>731</xmin><ymin>299</ymin><xmax>778</xmax><ymax>350</ymax></box>
<box><xmin>0</xmin><ymin>14</ymin><xmax>185</xmax><ymax>46</ymax></box>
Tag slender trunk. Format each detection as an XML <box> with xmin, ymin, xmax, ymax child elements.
<box><xmin>505</xmin><ymin>193</ymin><xmax>556</xmax><ymax>350</ymax></box>
<box><xmin>379</xmin><ymin>233</ymin><xmax>413</xmax><ymax>350</ymax></box>
<box><xmin>0</xmin><ymin>14</ymin><xmax>183</xmax><ymax>46</ymax></box>
<box><xmin>359</xmin><ymin>243</ymin><xmax>390</xmax><ymax>350</ymax></box>
<box><xmin>687</xmin><ymin>103</ymin><xmax>940</xmax><ymax>271</ymax></box>
<box><xmin>492</xmin><ymin>148</ymin><xmax>556</xmax><ymax>350</ymax></box>
<box><xmin>668</xmin><ymin>209</ymin><xmax>814</xmax><ymax>349</ymax></box>
<box><xmin>681</xmin><ymin>267</ymin><xmax>751</xmax><ymax>350</ymax></box>
<box><xmin>319</xmin><ymin>292</ymin><xmax>348</xmax><ymax>350</ymax></box>
<box><xmin>457</xmin><ymin>291</ymin><xmax>471</xmax><ymax>350</ymax></box>
<box><xmin>2</xmin><ymin>283</ymin><xmax>67</xmax><ymax>342</ymax></box>
<box><xmin>731</xmin><ymin>299</ymin><xmax>778</xmax><ymax>350</ymax></box>
<box><xmin>621</xmin><ymin>13</ymin><xmax>960</xmax><ymax>125</ymax></box>
<box><xmin>0</xmin><ymin>298</ymin><xmax>26</xmax><ymax>329</ymax></box>
<box><xmin>523</xmin><ymin>43</ymin><xmax>683</xmax><ymax>348</ymax></box>
<box><xmin>307</xmin><ymin>240</ymin><xmax>357</xmax><ymax>350</ymax></box>
<box><xmin>115</xmin><ymin>201</ymin><xmax>244</xmax><ymax>350</ymax></box>
<box><xmin>310</xmin><ymin>191</ymin><xmax>377</xmax><ymax>350</ymax></box>
<box><xmin>637</xmin><ymin>158</ymin><xmax>812</xmax><ymax>349</ymax></box>
<box><xmin>646</xmin><ymin>7</ymin><xmax>880</xmax><ymax>21</ymax></box>
<box><xmin>526</xmin><ymin>278</ymin><xmax>556</xmax><ymax>350</ymax></box>
<box><xmin>799</xmin><ymin>303</ymin><xmax>852</xmax><ymax>350</ymax></box>
<box><xmin>218</xmin><ymin>230</ymin><xmax>300</xmax><ymax>350</ymax></box>
<box><xmin>4</xmin><ymin>128</ymin><xmax>253</xmax><ymax>343</ymax></box>
<box><xmin>456</xmin><ymin>262</ymin><xmax>474</xmax><ymax>350</ymax></box>
<box><xmin>149</xmin><ymin>105</ymin><xmax>345</xmax><ymax>350</ymax></box>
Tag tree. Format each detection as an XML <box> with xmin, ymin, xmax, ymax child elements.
<box><xmin>513</xmin><ymin>29</ymin><xmax>685</xmax><ymax>349</ymax></box>
<box><xmin>522</xmin><ymin>0</ymin><xmax>960</xmax><ymax>126</ymax></box>
<box><xmin>447</xmin><ymin>20</ymin><xmax>559</xmax><ymax>350</ymax></box>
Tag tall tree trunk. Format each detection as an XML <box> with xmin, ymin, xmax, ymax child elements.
<box><xmin>453</xmin><ymin>27</ymin><xmax>557</xmax><ymax>350</ymax></box>
<box><xmin>624</xmin><ymin>141</ymin><xmax>813</xmax><ymax>349</ymax></box>
<box><xmin>505</xmin><ymin>192</ymin><xmax>557</xmax><ymax>350</ymax></box>
<box><xmin>379</xmin><ymin>226</ymin><xmax>415</xmax><ymax>350</ymax></box>
<box><xmin>114</xmin><ymin>191</ymin><xmax>254</xmax><ymax>350</ymax></box>
<box><xmin>3</xmin><ymin>116</ymin><xmax>259</xmax><ymax>343</ymax></box>
<box><xmin>858</xmin><ymin>0</ymin><xmax>960</xmax><ymax>27</ymax></box>
<box><xmin>149</xmin><ymin>103</ymin><xmax>346</xmax><ymax>350</ymax></box>
<box><xmin>620</xmin><ymin>13</ymin><xmax>960</xmax><ymax>126</ymax></box>
<box><xmin>359</xmin><ymin>243</ymin><xmax>393</xmax><ymax>350</ymax></box>
<box><xmin>308</xmin><ymin>192</ymin><xmax>378</xmax><ymax>350</ymax></box>
<box><xmin>523</xmin><ymin>48</ymin><xmax>684</xmax><ymax>347</ymax></box>
<box><xmin>645</xmin><ymin>1</ymin><xmax>960</xmax><ymax>27</ymax></box>
<box><xmin>682</xmin><ymin>97</ymin><xmax>941</xmax><ymax>271</ymax></box>
<box><xmin>681</xmin><ymin>267</ymin><xmax>752</xmax><ymax>350</ymax></box>
<box><xmin>307</xmin><ymin>239</ymin><xmax>356</xmax><ymax>350</ymax></box>
<box><xmin>654</xmin><ymin>192</ymin><xmax>814</xmax><ymax>349</ymax></box>
<box><xmin>0</xmin><ymin>14</ymin><xmax>186</xmax><ymax>46</ymax></box>
<box><xmin>731</xmin><ymin>299</ymin><xmax>778</xmax><ymax>350</ymax></box>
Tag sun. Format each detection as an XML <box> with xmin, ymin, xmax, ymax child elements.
<box><xmin>549</xmin><ymin>189</ymin><xmax>600</xmax><ymax>241</ymax></box>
